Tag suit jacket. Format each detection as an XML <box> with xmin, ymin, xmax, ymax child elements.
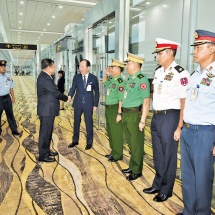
<box><xmin>37</xmin><ymin>71</ymin><xmax>68</xmax><ymax>116</ymax></box>
<box><xmin>68</xmin><ymin>73</ymin><xmax>99</xmax><ymax>109</ymax></box>
<box><xmin>57</xmin><ymin>76</ymin><xmax>65</xmax><ymax>93</ymax></box>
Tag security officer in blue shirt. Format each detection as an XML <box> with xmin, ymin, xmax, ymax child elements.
<box><xmin>0</xmin><ymin>60</ymin><xmax>21</xmax><ymax>136</ymax></box>
<box><xmin>178</xmin><ymin>30</ymin><xmax>215</xmax><ymax>215</ymax></box>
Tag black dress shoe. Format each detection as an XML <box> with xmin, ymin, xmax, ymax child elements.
<box><xmin>176</xmin><ymin>213</ymin><xmax>183</xmax><ymax>215</ymax></box>
<box><xmin>122</xmin><ymin>168</ymin><xmax>132</xmax><ymax>174</ymax></box>
<box><xmin>68</xmin><ymin>142</ymin><xmax>78</xmax><ymax>148</ymax></box>
<box><xmin>12</xmin><ymin>131</ymin><xmax>22</xmax><ymax>135</ymax></box>
<box><xmin>38</xmin><ymin>157</ymin><xmax>56</xmax><ymax>162</ymax></box>
<box><xmin>108</xmin><ymin>157</ymin><xmax>121</xmax><ymax>162</ymax></box>
<box><xmin>105</xmin><ymin>154</ymin><xmax>112</xmax><ymax>159</ymax></box>
<box><xmin>143</xmin><ymin>187</ymin><xmax>160</xmax><ymax>194</ymax></box>
<box><xmin>85</xmin><ymin>144</ymin><xmax>92</xmax><ymax>150</ymax></box>
<box><xmin>153</xmin><ymin>193</ymin><xmax>172</xmax><ymax>202</ymax></box>
<box><xmin>49</xmin><ymin>150</ymin><xmax>58</xmax><ymax>156</ymax></box>
<box><xmin>126</xmin><ymin>173</ymin><xmax>142</xmax><ymax>181</ymax></box>
<box><xmin>60</xmin><ymin>108</ymin><xmax>65</xmax><ymax>110</ymax></box>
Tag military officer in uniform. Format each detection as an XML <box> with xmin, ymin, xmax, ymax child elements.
<box><xmin>178</xmin><ymin>30</ymin><xmax>215</xmax><ymax>215</ymax></box>
<box><xmin>0</xmin><ymin>60</ymin><xmax>21</xmax><ymax>136</ymax></box>
<box><xmin>103</xmin><ymin>59</ymin><xmax>125</xmax><ymax>162</ymax></box>
<box><xmin>121</xmin><ymin>52</ymin><xmax>150</xmax><ymax>181</ymax></box>
<box><xmin>143</xmin><ymin>39</ymin><xmax>190</xmax><ymax>202</ymax></box>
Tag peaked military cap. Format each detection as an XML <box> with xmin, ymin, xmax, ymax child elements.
<box><xmin>152</xmin><ymin>38</ymin><xmax>181</xmax><ymax>54</ymax></box>
<box><xmin>191</xmin><ymin>29</ymin><xmax>215</xmax><ymax>46</ymax></box>
<box><xmin>124</xmin><ymin>52</ymin><xmax>144</xmax><ymax>64</ymax></box>
<box><xmin>110</xmin><ymin>58</ymin><xmax>125</xmax><ymax>68</ymax></box>
<box><xmin>0</xmin><ymin>60</ymin><xmax>7</xmax><ymax>66</ymax></box>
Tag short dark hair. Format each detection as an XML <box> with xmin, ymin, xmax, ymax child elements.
<box><xmin>172</xmin><ymin>49</ymin><xmax>177</xmax><ymax>57</ymax></box>
<box><xmin>80</xmin><ymin>59</ymin><xmax>91</xmax><ymax>67</ymax></box>
<box><xmin>119</xmin><ymin>67</ymin><xmax>124</xmax><ymax>72</ymax></box>
<box><xmin>41</xmin><ymin>58</ymin><xmax>54</xmax><ymax>70</ymax></box>
<box><xmin>58</xmin><ymin>70</ymin><xmax>65</xmax><ymax>77</ymax></box>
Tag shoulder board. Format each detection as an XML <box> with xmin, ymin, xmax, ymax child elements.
<box><xmin>174</xmin><ymin>65</ymin><xmax>185</xmax><ymax>73</ymax></box>
<box><xmin>117</xmin><ymin>78</ymin><xmax>123</xmax><ymax>83</ymax></box>
<box><xmin>137</xmin><ymin>74</ymin><xmax>144</xmax><ymax>79</ymax></box>
<box><xmin>155</xmin><ymin>65</ymin><xmax>162</xmax><ymax>70</ymax></box>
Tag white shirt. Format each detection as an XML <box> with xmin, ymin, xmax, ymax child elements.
<box><xmin>82</xmin><ymin>73</ymin><xmax>89</xmax><ymax>83</ymax></box>
<box><xmin>152</xmin><ymin>61</ymin><xmax>190</xmax><ymax>110</ymax></box>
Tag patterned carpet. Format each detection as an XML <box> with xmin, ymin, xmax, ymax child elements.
<box><xmin>0</xmin><ymin>76</ymin><xmax>214</xmax><ymax>215</ymax></box>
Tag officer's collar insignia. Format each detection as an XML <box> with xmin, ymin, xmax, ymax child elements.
<box><xmin>169</xmin><ymin>67</ymin><xmax>172</xmax><ymax>70</ymax></box>
<box><xmin>194</xmin><ymin>31</ymin><xmax>198</xmax><ymax>39</ymax></box>
<box><xmin>206</xmin><ymin>73</ymin><xmax>215</xmax><ymax>78</ymax></box>
<box><xmin>209</xmin><ymin>66</ymin><xmax>213</xmax><ymax>71</ymax></box>
<box><xmin>1</xmin><ymin>61</ymin><xmax>5</xmax><ymax>65</ymax></box>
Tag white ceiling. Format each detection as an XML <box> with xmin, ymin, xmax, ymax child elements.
<box><xmin>0</xmin><ymin>0</ymin><xmax>100</xmax><ymax>66</ymax></box>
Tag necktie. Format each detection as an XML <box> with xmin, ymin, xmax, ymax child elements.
<box><xmin>83</xmin><ymin>75</ymin><xmax>86</xmax><ymax>88</ymax></box>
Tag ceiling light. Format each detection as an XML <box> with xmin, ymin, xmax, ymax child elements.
<box><xmin>44</xmin><ymin>29</ymin><xmax>46</xmax><ymax>31</ymax></box>
<box><xmin>56</xmin><ymin>0</ymin><xmax>96</xmax><ymax>6</ymax></box>
<box><xmin>41</xmin><ymin>33</ymin><xmax>43</xmax><ymax>35</ymax></box>
<box><xmin>18</xmin><ymin>32</ymin><xmax>21</xmax><ymax>34</ymax></box>
<box><xmin>47</xmin><ymin>23</ymin><xmax>50</xmax><ymax>26</ymax></box>
<box><xmin>52</xmin><ymin>15</ymin><xmax>55</xmax><ymax>18</ymax></box>
<box><xmin>38</xmin><ymin>37</ymin><xmax>40</xmax><ymax>39</ymax></box>
<box><xmin>19</xmin><ymin>27</ymin><xmax>22</xmax><ymax>29</ymax></box>
<box><xmin>20</xmin><ymin>1</ymin><xmax>24</xmax><ymax>4</ymax></box>
<box><xmin>59</xmin><ymin>5</ymin><xmax>63</xmax><ymax>9</ymax></box>
<box><xmin>130</xmin><ymin>7</ymin><xmax>141</xmax><ymax>11</ymax></box>
<box><xmin>146</xmin><ymin>1</ymin><xmax>151</xmax><ymax>5</ymax></box>
<box><xmin>18</xmin><ymin>35</ymin><xmax>20</xmax><ymax>37</ymax></box>
<box><xmin>19</xmin><ymin>21</ymin><xmax>22</xmax><ymax>23</ymax></box>
<box><xmin>19</xmin><ymin>12</ymin><xmax>23</xmax><ymax>15</ymax></box>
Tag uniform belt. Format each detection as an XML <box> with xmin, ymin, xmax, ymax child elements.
<box><xmin>0</xmin><ymin>94</ymin><xmax>9</xmax><ymax>99</ymax></box>
<box><xmin>154</xmin><ymin>109</ymin><xmax>179</xmax><ymax>114</ymax></box>
<box><xmin>122</xmin><ymin>107</ymin><xmax>140</xmax><ymax>112</ymax></box>
<box><xmin>184</xmin><ymin>123</ymin><xmax>215</xmax><ymax>131</ymax></box>
<box><xmin>105</xmin><ymin>104</ymin><xmax>118</xmax><ymax>108</ymax></box>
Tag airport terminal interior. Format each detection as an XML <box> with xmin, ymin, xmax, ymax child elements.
<box><xmin>0</xmin><ymin>0</ymin><xmax>215</xmax><ymax>214</ymax></box>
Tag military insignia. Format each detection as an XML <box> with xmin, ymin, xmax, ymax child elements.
<box><xmin>140</xmin><ymin>83</ymin><xmax>147</xmax><ymax>90</ymax></box>
<box><xmin>209</xmin><ymin>66</ymin><xmax>213</xmax><ymax>71</ymax></box>
<box><xmin>164</xmin><ymin>75</ymin><xmax>173</xmax><ymax>81</ymax></box>
<box><xmin>137</xmin><ymin>74</ymin><xmax>144</xmax><ymax>79</ymax></box>
<box><xmin>118</xmin><ymin>86</ymin><xmax>124</xmax><ymax>92</ymax></box>
<box><xmin>200</xmin><ymin>78</ymin><xmax>212</xmax><ymax>86</ymax></box>
<box><xmin>206</xmin><ymin>73</ymin><xmax>215</xmax><ymax>78</ymax></box>
<box><xmin>168</xmin><ymin>72</ymin><xmax>174</xmax><ymax>76</ymax></box>
<box><xmin>169</xmin><ymin>67</ymin><xmax>172</xmax><ymax>70</ymax></box>
<box><xmin>117</xmin><ymin>78</ymin><xmax>123</xmax><ymax>83</ymax></box>
<box><xmin>194</xmin><ymin>31</ymin><xmax>198</xmax><ymax>39</ymax></box>
<box><xmin>1</xmin><ymin>61</ymin><xmax>5</xmax><ymax>65</ymax></box>
<box><xmin>175</xmin><ymin>65</ymin><xmax>185</xmax><ymax>73</ymax></box>
<box><xmin>180</xmin><ymin>77</ymin><xmax>188</xmax><ymax>86</ymax></box>
<box><xmin>129</xmin><ymin>82</ymin><xmax>136</xmax><ymax>88</ymax></box>
<box><xmin>112</xmin><ymin>84</ymin><xmax>116</xmax><ymax>89</ymax></box>
<box><xmin>7</xmin><ymin>77</ymin><xmax>11</xmax><ymax>81</ymax></box>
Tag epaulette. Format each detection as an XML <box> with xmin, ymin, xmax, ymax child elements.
<box><xmin>155</xmin><ymin>65</ymin><xmax>162</xmax><ymax>71</ymax></box>
<box><xmin>137</xmin><ymin>74</ymin><xmax>144</xmax><ymax>79</ymax></box>
<box><xmin>117</xmin><ymin>77</ymin><xmax>123</xmax><ymax>83</ymax></box>
<box><xmin>175</xmin><ymin>65</ymin><xmax>185</xmax><ymax>73</ymax></box>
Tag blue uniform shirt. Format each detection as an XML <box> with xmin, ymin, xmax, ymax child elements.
<box><xmin>0</xmin><ymin>73</ymin><xmax>14</xmax><ymax>96</ymax></box>
<box><xmin>184</xmin><ymin>61</ymin><xmax>215</xmax><ymax>125</ymax></box>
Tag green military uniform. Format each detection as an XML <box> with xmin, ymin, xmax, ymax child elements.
<box><xmin>104</xmin><ymin>75</ymin><xmax>125</xmax><ymax>160</ymax></box>
<box><xmin>122</xmin><ymin>71</ymin><xmax>150</xmax><ymax>174</ymax></box>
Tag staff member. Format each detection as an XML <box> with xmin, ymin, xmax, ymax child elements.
<box><xmin>143</xmin><ymin>38</ymin><xmax>190</xmax><ymax>202</ymax></box>
<box><xmin>57</xmin><ymin>70</ymin><xmax>65</xmax><ymax>110</ymax></box>
<box><xmin>121</xmin><ymin>52</ymin><xmax>150</xmax><ymax>181</ymax></box>
<box><xmin>178</xmin><ymin>30</ymin><xmax>215</xmax><ymax>215</ymax></box>
<box><xmin>68</xmin><ymin>59</ymin><xmax>99</xmax><ymax>150</ymax></box>
<box><xmin>103</xmin><ymin>59</ymin><xmax>125</xmax><ymax>162</ymax></box>
<box><xmin>37</xmin><ymin>59</ymin><xmax>68</xmax><ymax>162</ymax></box>
<box><xmin>0</xmin><ymin>60</ymin><xmax>21</xmax><ymax>136</ymax></box>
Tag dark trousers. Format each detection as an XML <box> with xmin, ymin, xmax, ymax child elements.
<box><xmin>181</xmin><ymin>126</ymin><xmax>215</xmax><ymax>215</ymax></box>
<box><xmin>73</xmin><ymin>104</ymin><xmax>93</xmax><ymax>145</ymax></box>
<box><xmin>122</xmin><ymin>111</ymin><xmax>144</xmax><ymax>174</ymax></box>
<box><xmin>151</xmin><ymin>110</ymin><xmax>179</xmax><ymax>195</ymax></box>
<box><xmin>105</xmin><ymin>105</ymin><xmax>123</xmax><ymax>160</ymax></box>
<box><xmin>38</xmin><ymin>116</ymin><xmax>55</xmax><ymax>158</ymax></box>
<box><xmin>0</xmin><ymin>96</ymin><xmax>17</xmax><ymax>134</ymax></box>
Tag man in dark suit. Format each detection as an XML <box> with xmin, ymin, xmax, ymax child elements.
<box><xmin>68</xmin><ymin>59</ymin><xmax>99</xmax><ymax>150</ymax></box>
<box><xmin>37</xmin><ymin>59</ymin><xmax>69</xmax><ymax>162</ymax></box>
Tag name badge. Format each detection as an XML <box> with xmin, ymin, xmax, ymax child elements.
<box><xmin>86</xmin><ymin>85</ymin><xmax>92</xmax><ymax>91</ymax></box>
<box><xmin>124</xmin><ymin>90</ymin><xmax>127</xmax><ymax>98</ymax></box>
<box><xmin>190</xmin><ymin>86</ymin><xmax>199</xmax><ymax>102</ymax></box>
<box><xmin>107</xmin><ymin>89</ymin><xmax>110</xmax><ymax>96</ymax></box>
<box><xmin>5</xmin><ymin>83</ymin><xmax>9</xmax><ymax>87</ymax></box>
<box><xmin>157</xmin><ymin>83</ymin><xmax>162</xmax><ymax>94</ymax></box>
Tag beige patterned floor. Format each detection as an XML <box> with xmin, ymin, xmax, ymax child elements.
<box><xmin>0</xmin><ymin>76</ymin><xmax>214</xmax><ymax>215</ymax></box>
